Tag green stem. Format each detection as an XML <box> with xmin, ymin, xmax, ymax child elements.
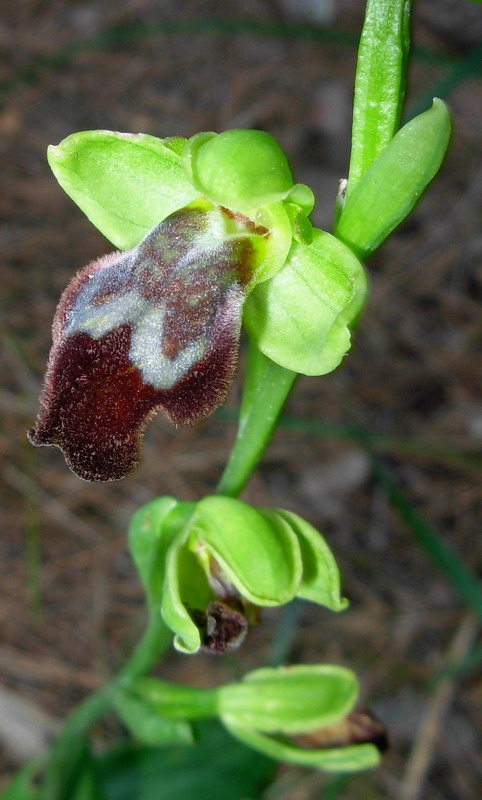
<box><xmin>129</xmin><ymin>678</ymin><xmax>218</xmax><ymax>719</ymax></box>
<box><xmin>41</xmin><ymin>613</ymin><xmax>170</xmax><ymax>800</ymax></box>
<box><xmin>216</xmin><ymin>343</ymin><xmax>297</xmax><ymax>497</ymax></box>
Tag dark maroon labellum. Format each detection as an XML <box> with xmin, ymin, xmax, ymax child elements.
<box><xmin>192</xmin><ymin>600</ymin><xmax>249</xmax><ymax>654</ymax></box>
<box><xmin>29</xmin><ymin>206</ymin><xmax>266</xmax><ymax>481</ymax></box>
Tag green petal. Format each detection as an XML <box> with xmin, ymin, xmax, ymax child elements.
<box><xmin>48</xmin><ymin>130</ymin><xmax>199</xmax><ymax>249</ymax></box>
<box><xmin>219</xmin><ymin>665</ymin><xmax>358</xmax><ymax>734</ymax></box>
<box><xmin>185</xmin><ymin>129</ymin><xmax>294</xmax><ymax>212</ymax></box>
<box><xmin>248</xmin><ymin>201</ymin><xmax>293</xmax><ymax>285</ymax></box>
<box><xmin>223</xmin><ymin>722</ymin><xmax>381</xmax><ymax>773</ymax></box>
<box><xmin>192</xmin><ymin>497</ymin><xmax>302</xmax><ymax>606</ymax></box>
<box><xmin>336</xmin><ymin>99</ymin><xmax>451</xmax><ymax>258</ymax></box>
<box><xmin>272</xmin><ymin>510</ymin><xmax>348</xmax><ymax>611</ymax></box>
<box><xmin>244</xmin><ymin>229</ymin><xmax>367</xmax><ymax>375</ymax></box>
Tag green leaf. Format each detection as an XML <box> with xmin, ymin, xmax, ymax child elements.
<box><xmin>192</xmin><ymin>496</ymin><xmax>302</xmax><ymax>606</ymax></box>
<box><xmin>223</xmin><ymin>722</ymin><xmax>381</xmax><ymax>773</ymax></box>
<box><xmin>71</xmin><ymin>750</ymin><xmax>105</xmax><ymax>800</ymax></box>
<box><xmin>269</xmin><ymin>510</ymin><xmax>348</xmax><ymax>611</ymax></box>
<box><xmin>0</xmin><ymin>758</ymin><xmax>42</xmax><ymax>799</ymax></box>
<box><xmin>113</xmin><ymin>689</ymin><xmax>193</xmax><ymax>746</ymax></box>
<box><xmin>48</xmin><ymin>131</ymin><xmax>199</xmax><ymax>249</ymax></box>
<box><xmin>347</xmin><ymin>0</ymin><xmax>412</xmax><ymax>198</ymax></box>
<box><xmin>244</xmin><ymin>229</ymin><xmax>367</xmax><ymax>375</ymax></box>
<box><xmin>219</xmin><ymin>665</ymin><xmax>358</xmax><ymax>734</ymax></box>
<box><xmin>99</xmin><ymin>721</ymin><xmax>275</xmax><ymax>800</ymax></box>
<box><xmin>336</xmin><ymin>99</ymin><xmax>451</xmax><ymax>258</ymax></box>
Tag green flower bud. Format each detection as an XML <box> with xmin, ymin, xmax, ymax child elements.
<box><xmin>127</xmin><ymin>666</ymin><xmax>383</xmax><ymax>774</ymax></box>
<box><xmin>218</xmin><ymin>665</ymin><xmax>358</xmax><ymax>734</ymax></box>
<box><xmin>129</xmin><ymin>495</ymin><xmax>347</xmax><ymax>655</ymax></box>
<box><xmin>184</xmin><ymin>129</ymin><xmax>294</xmax><ymax>212</ymax></box>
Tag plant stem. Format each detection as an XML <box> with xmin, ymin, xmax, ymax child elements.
<box><xmin>40</xmin><ymin>613</ymin><xmax>170</xmax><ymax>800</ymax></box>
<box><xmin>216</xmin><ymin>343</ymin><xmax>297</xmax><ymax>498</ymax></box>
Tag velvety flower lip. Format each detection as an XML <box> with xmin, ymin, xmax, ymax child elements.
<box><xmin>28</xmin><ymin>205</ymin><xmax>266</xmax><ymax>482</ymax></box>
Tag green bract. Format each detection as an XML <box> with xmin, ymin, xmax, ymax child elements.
<box><xmin>112</xmin><ymin>689</ymin><xmax>193</xmax><ymax>746</ymax></box>
<box><xmin>336</xmin><ymin>99</ymin><xmax>451</xmax><ymax>258</ymax></box>
<box><xmin>244</xmin><ymin>230</ymin><xmax>367</xmax><ymax>375</ymax></box>
<box><xmin>129</xmin><ymin>495</ymin><xmax>347</xmax><ymax>655</ymax></box>
<box><xmin>184</xmin><ymin>129</ymin><xmax>294</xmax><ymax>211</ymax></box>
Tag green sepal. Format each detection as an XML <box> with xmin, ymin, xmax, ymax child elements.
<box><xmin>191</xmin><ymin>496</ymin><xmax>302</xmax><ymax>606</ymax></box>
<box><xmin>184</xmin><ymin>129</ymin><xmax>294</xmax><ymax>212</ymax></box>
<box><xmin>218</xmin><ymin>665</ymin><xmax>358</xmax><ymax>734</ymax></box>
<box><xmin>128</xmin><ymin>496</ymin><xmax>181</xmax><ymax>604</ymax></box>
<box><xmin>112</xmin><ymin>688</ymin><xmax>194</xmax><ymax>746</ymax></box>
<box><xmin>223</xmin><ymin>722</ymin><xmax>381</xmax><ymax>773</ymax></box>
<box><xmin>161</xmin><ymin>527</ymin><xmax>212</xmax><ymax>654</ymax></box>
<box><xmin>244</xmin><ymin>229</ymin><xmax>367</xmax><ymax>375</ymax></box>
<box><xmin>269</xmin><ymin>510</ymin><xmax>348</xmax><ymax>611</ymax></box>
<box><xmin>47</xmin><ymin>130</ymin><xmax>199</xmax><ymax>249</ymax></box>
<box><xmin>336</xmin><ymin>99</ymin><xmax>452</xmax><ymax>258</ymax></box>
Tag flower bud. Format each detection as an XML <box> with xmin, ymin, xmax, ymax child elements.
<box><xmin>218</xmin><ymin>665</ymin><xmax>358</xmax><ymax>734</ymax></box>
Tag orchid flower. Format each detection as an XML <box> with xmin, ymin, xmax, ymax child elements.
<box><xmin>28</xmin><ymin>128</ymin><xmax>367</xmax><ymax>480</ymax></box>
<box><xmin>29</xmin><ymin>102</ymin><xmax>450</xmax><ymax>481</ymax></box>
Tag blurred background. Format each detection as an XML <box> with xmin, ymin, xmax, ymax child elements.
<box><xmin>1</xmin><ymin>1</ymin><xmax>481</xmax><ymax>798</ymax></box>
